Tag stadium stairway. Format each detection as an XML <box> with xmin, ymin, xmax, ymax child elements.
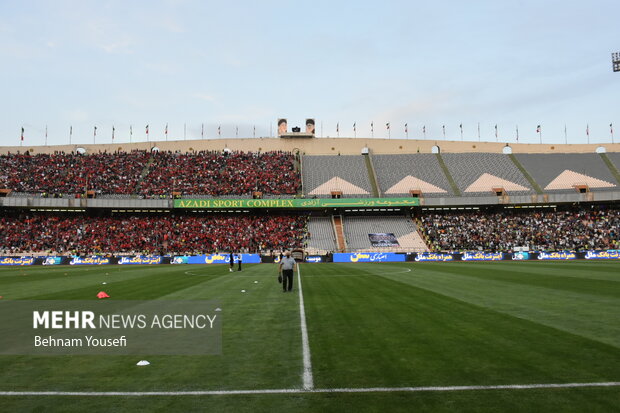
<box><xmin>508</xmin><ymin>153</ymin><xmax>543</xmax><ymax>194</ymax></box>
<box><xmin>435</xmin><ymin>153</ymin><xmax>461</xmax><ymax>196</ymax></box>
<box><xmin>363</xmin><ymin>154</ymin><xmax>381</xmax><ymax>197</ymax></box>
<box><xmin>134</xmin><ymin>154</ymin><xmax>156</xmax><ymax>194</ymax></box>
<box><xmin>332</xmin><ymin>215</ymin><xmax>347</xmax><ymax>252</ymax></box>
<box><xmin>599</xmin><ymin>153</ymin><xmax>620</xmax><ymax>185</ymax></box>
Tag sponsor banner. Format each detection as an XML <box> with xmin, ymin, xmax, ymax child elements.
<box><xmin>414</xmin><ymin>253</ymin><xmax>455</xmax><ymax>262</ymax></box>
<box><xmin>69</xmin><ymin>256</ymin><xmax>111</xmax><ymax>265</ymax></box>
<box><xmin>511</xmin><ymin>252</ymin><xmax>530</xmax><ymax>261</ymax></box>
<box><xmin>42</xmin><ymin>257</ymin><xmax>63</xmax><ymax>266</ymax></box>
<box><xmin>118</xmin><ymin>256</ymin><xmax>163</xmax><ymax>265</ymax></box>
<box><xmin>172</xmin><ymin>254</ymin><xmax>261</xmax><ymax>265</ymax></box>
<box><xmin>461</xmin><ymin>251</ymin><xmax>504</xmax><ymax>261</ymax></box>
<box><xmin>0</xmin><ymin>256</ymin><xmax>35</xmax><ymax>266</ymax></box>
<box><xmin>333</xmin><ymin>252</ymin><xmax>405</xmax><ymax>263</ymax></box>
<box><xmin>305</xmin><ymin>256</ymin><xmax>323</xmax><ymax>263</ymax></box>
<box><xmin>536</xmin><ymin>251</ymin><xmax>577</xmax><ymax>261</ymax></box>
<box><xmin>584</xmin><ymin>250</ymin><xmax>620</xmax><ymax>260</ymax></box>
<box><xmin>368</xmin><ymin>233</ymin><xmax>400</xmax><ymax>247</ymax></box>
<box><xmin>0</xmin><ymin>300</ymin><xmax>221</xmax><ymax>355</ymax></box>
<box><xmin>174</xmin><ymin>197</ymin><xmax>419</xmax><ymax>209</ymax></box>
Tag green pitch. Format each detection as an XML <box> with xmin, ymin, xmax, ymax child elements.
<box><xmin>0</xmin><ymin>261</ymin><xmax>619</xmax><ymax>412</ymax></box>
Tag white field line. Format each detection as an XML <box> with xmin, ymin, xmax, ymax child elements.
<box><xmin>297</xmin><ymin>264</ymin><xmax>314</xmax><ymax>390</ymax></box>
<box><xmin>1</xmin><ymin>382</ymin><xmax>619</xmax><ymax>396</ymax></box>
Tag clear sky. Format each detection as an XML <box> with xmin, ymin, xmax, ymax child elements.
<box><xmin>1</xmin><ymin>0</ymin><xmax>619</xmax><ymax>146</ymax></box>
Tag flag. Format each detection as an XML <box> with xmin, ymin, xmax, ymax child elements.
<box><xmin>536</xmin><ymin>125</ymin><xmax>541</xmax><ymax>133</ymax></box>
<box><xmin>353</xmin><ymin>122</ymin><xmax>356</xmax><ymax>132</ymax></box>
<box><xmin>336</xmin><ymin>123</ymin><xmax>339</xmax><ymax>133</ymax></box>
<box><xmin>94</xmin><ymin>126</ymin><xmax>97</xmax><ymax>136</ymax></box>
<box><xmin>112</xmin><ymin>126</ymin><xmax>115</xmax><ymax>141</ymax></box>
<box><xmin>165</xmin><ymin>123</ymin><xmax>168</xmax><ymax>136</ymax></box>
<box><xmin>146</xmin><ymin>125</ymin><xmax>149</xmax><ymax>135</ymax></box>
<box><xmin>386</xmin><ymin>122</ymin><xmax>390</xmax><ymax>130</ymax></box>
<box><xmin>586</xmin><ymin>124</ymin><xmax>589</xmax><ymax>136</ymax></box>
<box><xmin>130</xmin><ymin>125</ymin><xmax>133</xmax><ymax>137</ymax></box>
<box><xmin>611</xmin><ymin>123</ymin><xmax>614</xmax><ymax>134</ymax></box>
<box><xmin>459</xmin><ymin>123</ymin><xmax>463</xmax><ymax>131</ymax></box>
<box><xmin>202</xmin><ymin>123</ymin><xmax>205</xmax><ymax>138</ymax></box>
<box><xmin>218</xmin><ymin>125</ymin><xmax>221</xmax><ymax>136</ymax></box>
<box><xmin>21</xmin><ymin>127</ymin><xmax>24</xmax><ymax>141</ymax></box>
<box><xmin>422</xmin><ymin>125</ymin><xmax>425</xmax><ymax>134</ymax></box>
<box><xmin>494</xmin><ymin>124</ymin><xmax>498</xmax><ymax>138</ymax></box>
<box><xmin>405</xmin><ymin>123</ymin><xmax>408</xmax><ymax>133</ymax></box>
<box><xmin>371</xmin><ymin>122</ymin><xmax>374</xmax><ymax>133</ymax></box>
<box><xmin>70</xmin><ymin>126</ymin><xmax>73</xmax><ymax>137</ymax></box>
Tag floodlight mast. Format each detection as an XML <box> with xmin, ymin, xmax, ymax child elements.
<box><xmin>613</xmin><ymin>52</ymin><xmax>620</xmax><ymax>72</ymax></box>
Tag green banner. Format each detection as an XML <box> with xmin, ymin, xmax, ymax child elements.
<box><xmin>174</xmin><ymin>197</ymin><xmax>419</xmax><ymax>209</ymax></box>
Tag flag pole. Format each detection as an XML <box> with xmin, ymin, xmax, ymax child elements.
<box><xmin>564</xmin><ymin>124</ymin><xmax>567</xmax><ymax>144</ymax></box>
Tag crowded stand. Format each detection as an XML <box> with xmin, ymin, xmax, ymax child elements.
<box><xmin>0</xmin><ymin>213</ymin><xmax>307</xmax><ymax>255</ymax></box>
<box><xmin>419</xmin><ymin>208</ymin><xmax>620</xmax><ymax>252</ymax></box>
<box><xmin>0</xmin><ymin>150</ymin><xmax>300</xmax><ymax>197</ymax></box>
<box><xmin>139</xmin><ymin>150</ymin><xmax>300</xmax><ymax>197</ymax></box>
<box><xmin>0</xmin><ymin>150</ymin><xmax>150</xmax><ymax>195</ymax></box>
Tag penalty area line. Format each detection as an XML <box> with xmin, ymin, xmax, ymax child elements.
<box><xmin>1</xmin><ymin>382</ymin><xmax>619</xmax><ymax>396</ymax></box>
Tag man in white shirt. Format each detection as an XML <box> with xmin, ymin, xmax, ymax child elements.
<box><xmin>278</xmin><ymin>251</ymin><xmax>297</xmax><ymax>292</ymax></box>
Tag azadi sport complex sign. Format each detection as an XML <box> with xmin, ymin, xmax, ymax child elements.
<box><xmin>174</xmin><ymin>197</ymin><xmax>419</xmax><ymax>209</ymax></box>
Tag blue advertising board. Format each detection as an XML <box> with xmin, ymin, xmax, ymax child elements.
<box><xmin>42</xmin><ymin>257</ymin><xmax>63</xmax><ymax>266</ymax></box>
<box><xmin>461</xmin><ymin>252</ymin><xmax>504</xmax><ymax>261</ymax></box>
<box><xmin>0</xmin><ymin>257</ymin><xmax>35</xmax><ymax>266</ymax></box>
<box><xmin>414</xmin><ymin>253</ymin><xmax>454</xmax><ymax>262</ymax></box>
<box><xmin>172</xmin><ymin>254</ymin><xmax>261</xmax><ymax>265</ymax></box>
<box><xmin>69</xmin><ymin>256</ymin><xmax>111</xmax><ymax>265</ymax></box>
<box><xmin>584</xmin><ymin>250</ymin><xmax>620</xmax><ymax>260</ymax></box>
<box><xmin>536</xmin><ymin>251</ymin><xmax>576</xmax><ymax>261</ymax></box>
<box><xmin>118</xmin><ymin>256</ymin><xmax>163</xmax><ymax>265</ymax></box>
<box><xmin>333</xmin><ymin>252</ymin><xmax>405</xmax><ymax>263</ymax></box>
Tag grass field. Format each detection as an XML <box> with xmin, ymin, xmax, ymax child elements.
<box><xmin>0</xmin><ymin>261</ymin><xmax>619</xmax><ymax>412</ymax></box>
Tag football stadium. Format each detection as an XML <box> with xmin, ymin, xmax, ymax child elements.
<box><xmin>2</xmin><ymin>2</ymin><xmax>620</xmax><ymax>412</ymax></box>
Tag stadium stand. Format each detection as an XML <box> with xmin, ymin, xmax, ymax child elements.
<box><xmin>441</xmin><ymin>153</ymin><xmax>533</xmax><ymax>196</ymax></box>
<box><xmin>515</xmin><ymin>153</ymin><xmax>618</xmax><ymax>193</ymax></box>
<box><xmin>419</xmin><ymin>207</ymin><xmax>620</xmax><ymax>252</ymax></box>
<box><xmin>372</xmin><ymin>154</ymin><xmax>454</xmax><ymax>197</ymax></box>
<box><xmin>302</xmin><ymin>155</ymin><xmax>372</xmax><ymax>197</ymax></box>
<box><xmin>140</xmin><ymin>151</ymin><xmax>300</xmax><ymax>197</ymax></box>
<box><xmin>0</xmin><ymin>213</ymin><xmax>306</xmax><ymax>255</ymax></box>
<box><xmin>305</xmin><ymin>217</ymin><xmax>338</xmax><ymax>254</ymax></box>
<box><xmin>0</xmin><ymin>151</ymin><xmax>150</xmax><ymax>195</ymax></box>
<box><xmin>342</xmin><ymin>216</ymin><xmax>428</xmax><ymax>252</ymax></box>
<box><xmin>0</xmin><ymin>150</ymin><xmax>300</xmax><ymax>197</ymax></box>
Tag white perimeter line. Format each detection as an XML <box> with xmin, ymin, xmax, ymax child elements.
<box><xmin>297</xmin><ymin>264</ymin><xmax>314</xmax><ymax>390</ymax></box>
<box><xmin>1</xmin><ymin>382</ymin><xmax>619</xmax><ymax>396</ymax></box>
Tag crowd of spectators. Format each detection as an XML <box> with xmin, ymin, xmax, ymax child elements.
<box><xmin>0</xmin><ymin>151</ymin><xmax>150</xmax><ymax>195</ymax></box>
<box><xmin>419</xmin><ymin>208</ymin><xmax>620</xmax><ymax>252</ymax></box>
<box><xmin>0</xmin><ymin>213</ymin><xmax>306</xmax><ymax>255</ymax></box>
<box><xmin>0</xmin><ymin>150</ymin><xmax>301</xmax><ymax>197</ymax></box>
<box><xmin>139</xmin><ymin>150</ymin><xmax>300</xmax><ymax>197</ymax></box>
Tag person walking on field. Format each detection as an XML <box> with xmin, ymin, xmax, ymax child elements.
<box><xmin>229</xmin><ymin>252</ymin><xmax>234</xmax><ymax>272</ymax></box>
<box><xmin>279</xmin><ymin>251</ymin><xmax>297</xmax><ymax>292</ymax></box>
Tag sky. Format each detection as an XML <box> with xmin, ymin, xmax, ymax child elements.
<box><xmin>1</xmin><ymin>0</ymin><xmax>619</xmax><ymax>147</ymax></box>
